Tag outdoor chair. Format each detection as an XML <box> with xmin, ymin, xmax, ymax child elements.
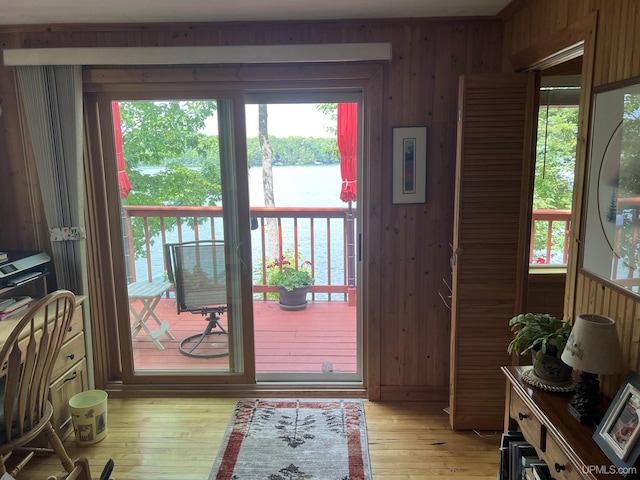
<box><xmin>0</xmin><ymin>290</ymin><xmax>76</xmax><ymax>477</ymax></box>
<box><xmin>164</xmin><ymin>240</ymin><xmax>229</xmax><ymax>358</ymax></box>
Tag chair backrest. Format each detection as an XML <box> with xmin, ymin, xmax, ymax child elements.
<box><xmin>164</xmin><ymin>240</ymin><xmax>227</xmax><ymax>313</ymax></box>
<box><xmin>0</xmin><ymin>290</ymin><xmax>76</xmax><ymax>444</ymax></box>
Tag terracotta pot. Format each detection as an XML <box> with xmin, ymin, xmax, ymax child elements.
<box><xmin>277</xmin><ymin>286</ymin><xmax>309</xmax><ymax>311</ymax></box>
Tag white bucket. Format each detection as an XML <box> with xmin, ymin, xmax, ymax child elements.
<box><xmin>68</xmin><ymin>389</ymin><xmax>108</xmax><ymax>445</ymax></box>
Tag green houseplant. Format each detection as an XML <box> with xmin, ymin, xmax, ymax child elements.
<box><xmin>507</xmin><ymin>313</ymin><xmax>573</xmax><ymax>382</ymax></box>
<box><xmin>266</xmin><ymin>252</ymin><xmax>314</xmax><ymax>310</ymax></box>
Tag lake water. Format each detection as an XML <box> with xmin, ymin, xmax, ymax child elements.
<box><xmin>132</xmin><ymin>164</ymin><xmax>356</xmax><ymax>298</ymax></box>
<box><xmin>247</xmin><ymin>164</ymin><xmax>348</xmax><ymax>208</ymax></box>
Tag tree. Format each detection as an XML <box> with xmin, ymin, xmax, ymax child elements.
<box><xmin>532</xmin><ymin>105</ymin><xmax>579</xmax><ymax>262</ymax></box>
<box><xmin>118</xmin><ymin>100</ymin><xmax>221</xmax><ymax>259</ymax></box>
<box><xmin>258</xmin><ymin>104</ymin><xmax>279</xmax><ymax>259</ymax></box>
<box><xmin>534</xmin><ymin>106</ymin><xmax>578</xmax><ymax>210</ymax></box>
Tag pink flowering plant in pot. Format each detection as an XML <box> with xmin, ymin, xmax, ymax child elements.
<box><xmin>266</xmin><ymin>252</ymin><xmax>314</xmax><ymax>292</ymax></box>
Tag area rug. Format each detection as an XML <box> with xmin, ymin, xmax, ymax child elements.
<box><xmin>209</xmin><ymin>399</ymin><xmax>372</xmax><ymax>480</ymax></box>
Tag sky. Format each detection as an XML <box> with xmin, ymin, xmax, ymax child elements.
<box><xmin>204</xmin><ymin>103</ymin><xmax>335</xmax><ymax>138</ymax></box>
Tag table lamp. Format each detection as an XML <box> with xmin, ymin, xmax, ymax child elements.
<box><xmin>561</xmin><ymin>313</ymin><xmax>624</xmax><ymax>424</ymax></box>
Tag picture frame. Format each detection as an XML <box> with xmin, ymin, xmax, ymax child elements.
<box><xmin>392</xmin><ymin>126</ymin><xmax>427</xmax><ymax>204</ymax></box>
<box><xmin>594</xmin><ymin>371</ymin><xmax>640</xmax><ymax>474</ymax></box>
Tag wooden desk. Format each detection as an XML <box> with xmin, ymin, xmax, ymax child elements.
<box><xmin>0</xmin><ymin>295</ymin><xmax>88</xmax><ymax>441</ymax></box>
<box><xmin>503</xmin><ymin>366</ymin><xmax>633</xmax><ymax>480</ymax></box>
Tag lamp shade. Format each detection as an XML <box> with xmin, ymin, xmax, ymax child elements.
<box><xmin>561</xmin><ymin>314</ymin><xmax>624</xmax><ymax>375</ymax></box>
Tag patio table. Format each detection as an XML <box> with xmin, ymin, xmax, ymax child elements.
<box><xmin>128</xmin><ymin>281</ymin><xmax>174</xmax><ymax>350</ymax></box>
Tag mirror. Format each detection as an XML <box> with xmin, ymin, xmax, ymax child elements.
<box><xmin>582</xmin><ymin>77</ymin><xmax>640</xmax><ymax>294</ymax></box>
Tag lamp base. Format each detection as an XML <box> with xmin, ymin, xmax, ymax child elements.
<box><xmin>567</xmin><ymin>371</ymin><xmax>602</xmax><ymax>425</ymax></box>
<box><xmin>567</xmin><ymin>402</ymin><xmax>601</xmax><ymax>426</ymax></box>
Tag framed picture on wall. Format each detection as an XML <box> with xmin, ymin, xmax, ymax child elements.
<box><xmin>392</xmin><ymin>126</ymin><xmax>427</xmax><ymax>204</ymax></box>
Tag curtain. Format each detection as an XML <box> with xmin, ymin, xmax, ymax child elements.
<box><xmin>15</xmin><ymin>65</ymin><xmax>85</xmax><ymax>294</ymax></box>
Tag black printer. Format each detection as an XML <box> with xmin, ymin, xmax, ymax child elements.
<box><xmin>0</xmin><ymin>251</ymin><xmax>51</xmax><ymax>290</ymax></box>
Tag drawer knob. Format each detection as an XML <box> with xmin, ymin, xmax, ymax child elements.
<box><xmin>67</xmin><ymin>325</ymin><xmax>73</xmax><ymax>332</ymax></box>
<box><xmin>67</xmin><ymin>353</ymin><xmax>75</xmax><ymax>360</ymax></box>
<box><xmin>554</xmin><ymin>462</ymin><xmax>566</xmax><ymax>473</ymax></box>
<box><xmin>518</xmin><ymin>412</ymin><xmax>528</xmax><ymax>420</ymax></box>
<box><xmin>63</xmin><ymin>371</ymin><xmax>78</xmax><ymax>383</ymax></box>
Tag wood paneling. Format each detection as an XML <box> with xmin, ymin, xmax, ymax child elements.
<box><xmin>526</xmin><ymin>272</ymin><xmax>566</xmax><ymax>320</ymax></box>
<box><xmin>450</xmin><ymin>73</ymin><xmax>537</xmax><ymax>430</ymax></box>
<box><xmin>0</xmin><ymin>18</ymin><xmax>504</xmax><ymax>398</ymax></box>
<box><xmin>502</xmin><ymin>0</ymin><xmax>640</xmax><ymax>400</ymax></box>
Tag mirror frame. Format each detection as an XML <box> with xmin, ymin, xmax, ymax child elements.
<box><xmin>581</xmin><ymin>75</ymin><xmax>640</xmax><ymax>296</ymax></box>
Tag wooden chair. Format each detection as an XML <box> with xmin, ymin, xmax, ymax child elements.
<box><xmin>47</xmin><ymin>457</ymin><xmax>114</xmax><ymax>480</ymax></box>
<box><xmin>0</xmin><ymin>290</ymin><xmax>76</xmax><ymax>477</ymax></box>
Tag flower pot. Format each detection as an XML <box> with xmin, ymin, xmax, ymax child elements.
<box><xmin>532</xmin><ymin>350</ymin><xmax>573</xmax><ymax>383</ymax></box>
<box><xmin>277</xmin><ymin>286</ymin><xmax>309</xmax><ymax>311</ymax></box>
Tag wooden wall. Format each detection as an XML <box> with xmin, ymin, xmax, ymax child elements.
<box><xmin>502</xmin><ymin>0</ymin><xmax>640</xmax><ymax>399</ymax></box>
<box><xmin>0</xmin><ymin>18</ymin><xmax>503</xmax><ymax>400</ymax></box>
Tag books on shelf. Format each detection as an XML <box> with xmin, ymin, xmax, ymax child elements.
<box><xmin>499</xmin><ymin>431</ymin><xmax>524</xmax><ymax>480</ymax></box>
<box><xmin>498</xmin><ymin>430</ymin><xmax>552</xmax><ymax>480</ymax></box>
<box><xmin>0</xmin><ymin>296</ymin><xmax>34</xmax><ymax>320</ymax></box>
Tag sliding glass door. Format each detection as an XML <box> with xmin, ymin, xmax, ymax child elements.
<box><xmin>93</xmin><ymin>91</ymin><xmax>255</xmax><ymax>384</ymax></box>
<box><xmin>86</xmin><ymin>80</ymin><xmax>368</xmax><ymax>388</ymax></box>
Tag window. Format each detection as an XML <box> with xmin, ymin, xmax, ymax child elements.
<box><xmin>531</xmin><ymin>76</ymin><xmax>580</xmax><ymax>267</ymax></box>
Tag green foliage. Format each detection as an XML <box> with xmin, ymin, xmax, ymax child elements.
<box><xmin>507</xmin><ymin>313</ymin><xmax>572</xmax><ymax>369</ymax></box>
<box><xmin>532</xmin><ymin>105</ymin><xmax>579</xmax><ymax>262</ymax></box>
<box><xmin>266</xmin><ymin>251</ymin><xmax>314</xmax><ymax>291</ymax></box>
<box><xmin>119</xmin><ymin>101</ymin><xmax>217</xmax><ymax>167</ymax></box>
<box><xmin>118</xmin><ymin>100</ymin><xmax>222</xmax><ymax>259</ymax></box>
<box><xmin>246</xmin><ymin>136</ymin><xmax>339</xmax><ymax>166</ymax></box>
<box><xmin>534</xmin><ymin>106</ymin><xmax>578</xmax><ymax>210</ymax></box>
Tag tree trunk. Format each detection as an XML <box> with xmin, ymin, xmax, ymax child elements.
<box><xmin>258</xmin><ymin>104</ymin><xmax>280</xmax><ymax>259</ymax></box>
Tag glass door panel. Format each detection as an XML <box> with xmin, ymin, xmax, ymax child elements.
<box><xmin>107</xmin><ymin>95</ymin><xmax>253</xmax><ymax>379</ymax></box>
<box><xmin>244</xmin><ymin>93</ymin><xmax>362</xmax><ymax>382</ymax></box>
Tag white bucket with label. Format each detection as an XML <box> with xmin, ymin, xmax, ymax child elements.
<box><xmin>68</xmin><ymin>389</ymin><xmax>108</xmax><ymax>445</ymax></box>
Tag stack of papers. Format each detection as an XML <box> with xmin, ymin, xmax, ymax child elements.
<box><xmin>0</xmin><ymin>296</ymin><xmax>34</xmax><ymax>320</ymax></box>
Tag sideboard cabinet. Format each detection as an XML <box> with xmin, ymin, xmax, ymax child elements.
<box><xmin>503</xmin><ymin>366</ymin><xmax>632</xmax><ymax>480</ymax></box>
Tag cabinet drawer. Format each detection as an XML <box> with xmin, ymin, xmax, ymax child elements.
<box><xmin>51</xmin><ymin>332</ymin><xmax>85</xmax><ymax>381</ymax></box>
<box><xmin>64</xmin><ymin>304</ymin><xmax>83</xmax><ymax>341</ymax></box>
<box><xmin>510</xmin><ymin>386</ymin><xmax>545</xmax><ymax>450</ymax></box>
<box><xmin>50</xmin><ymin>358</ymin><xmax>89</xmax><ymax>441</ymax></box>
<box><xmin>540</xmin><ymin>433</ymin><xmax>583</xmax><ymax>480</ymax></box>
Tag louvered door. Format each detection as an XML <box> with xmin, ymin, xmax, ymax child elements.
<box><xmin>450</xmin><ymin>73</ymin><xmax>538</xmax><ymax>430</ymax></box>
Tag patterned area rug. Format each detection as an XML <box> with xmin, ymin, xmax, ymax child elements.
<box><xmin>209</xmin><ymin>399</ymin><xmax>372</xmax><ymax>480</ymax></box>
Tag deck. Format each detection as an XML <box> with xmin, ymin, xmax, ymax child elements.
<box><xmin>130</xmin><ymin>297</ymin><xmax>357</xmax><ymax>374</ymax></box>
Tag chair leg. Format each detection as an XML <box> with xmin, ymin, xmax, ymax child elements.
<box><xmin>9</xmin><ymin>451</ymin><xmax>35</xmax><ymax>477</ymax></box>
<box><xmin>0</xmin><ymin>452</ymin><xmax>8</xmax><ymax>475</ymax></box>
<box><xmin>43</xmin><ymin>422</ymin><xmax>74</xmax><ymax>473</ymax></box>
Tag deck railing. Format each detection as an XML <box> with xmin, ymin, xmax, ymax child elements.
<box><xmin>530</xmin><ymin>209</ymin><xmax>571</xmax><ymax>266</ymax></box>
<box><xmin>122</xmin><ymin>206</ymin><xmax>574</xmax><ymax>296</ymax></box>
<box><xmin>122</xmin><ymin>205</ymin><xmax>356</xmax><ymax>301</ymax></box>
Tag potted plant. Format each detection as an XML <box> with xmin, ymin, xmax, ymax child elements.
<box><xmin>507</xmin><ymin>313</ymin><xmax>573</xmax><ymax>383</ymax></box>
<box><xmin>266</xmin><ymin>252</ymin><xmax>314</xmax><ymax>311</ymax></box>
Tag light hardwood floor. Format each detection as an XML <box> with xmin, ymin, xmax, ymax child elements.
<box><xmin>15</xmin><ymin>398</ymin><xmax>500</xmax><ymax>479</ymax></box>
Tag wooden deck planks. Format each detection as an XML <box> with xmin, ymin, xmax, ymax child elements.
<box><xmin>130</xmin><ymin>298</ymin><xmax>357</xmax><ymax>373</ymax></box>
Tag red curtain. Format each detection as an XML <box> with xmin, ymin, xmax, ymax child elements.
<box><xmin>337</xmin><ymin>103</ymin><xmax>358</xmax><ymax>203</ymax></box>
<box><xmin>111</xmin><ymin>102</ymin><xmax>132</xmax><ymax>199</ymax></box>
